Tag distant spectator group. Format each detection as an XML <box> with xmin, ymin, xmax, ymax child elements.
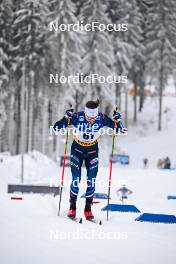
<box><xmin>157</xmin><ymin>157</ymin><xmax>171</xmax><ymax>169</ymax></box>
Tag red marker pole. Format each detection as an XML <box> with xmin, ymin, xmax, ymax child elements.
<box><xmin>107</xmin><ymin>108</ymin><xmax>118</xmax><ymax>221</ymax></box>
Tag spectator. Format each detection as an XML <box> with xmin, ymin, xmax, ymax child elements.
<box><xmin>157</xmin><ymin>159</ymin><xmax>164</xmax><ymax>169</ymax></box>
<box><xmin>143</xmin><ymin>158</ymin><xmax>148</xmax><ymax>168</ymax></box>
<box><xmin>164</xmin><ymin>157</ymin><xmax>171</xmax><ymax>169</ymax></box>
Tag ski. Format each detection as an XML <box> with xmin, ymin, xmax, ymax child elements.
<box><xmin>66</xmin><ymin>215</ymin><xmax>102</xmax><ymax>225</ymax></box>
<box><xmin>86</xmin><ymin>218</ymin><xmax>102</xmax><ymax>225</ymax></box>
<box><xmin>66</xmin><ymin>216</ymin><xmax>83</xmax><ymax>224</ymax></box>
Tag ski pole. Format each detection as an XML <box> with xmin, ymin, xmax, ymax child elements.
<box><xmin>58</xmin><ymin>116</ymin><xmax>71</xmax><ymax>216</ymax></box>
<box><xmin>107</xmin><ymin>107</ymin><xmax>118</xmax><ymax>221</ymax></box>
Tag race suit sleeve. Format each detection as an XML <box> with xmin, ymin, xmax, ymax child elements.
<box><xmin>53</xmin><ymin>113</ymin><xmax>78</xmax><ymax>132</ymax></box>
<box><xmin>102</xmin><ymin>114</ymin><xmax>124</xmax><ymax>133</ymax></box>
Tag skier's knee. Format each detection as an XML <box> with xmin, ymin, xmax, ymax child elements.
<box><xmin>70</xmin><ymin>182</ymin><xmax>79</xmax><ymax>196</ymax></box>
<box><xmin>89</xmin><ymin>157</ymin><xmax>98</xmax><ymax>173</ymax></box>
<box><xmin>70</xmin><ymin>155</ymin><xmax>80</xmax><ymax>170</ymax></box>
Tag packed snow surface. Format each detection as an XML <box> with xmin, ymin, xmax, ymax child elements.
<box><xmin>0</xmin><ymin>97</ymin><xmax>176</xmax><ymax>264</ymax></box>
<box><xmin>0</xmin><ymin>151</ymin><xmax>176</xmax><ymax>264</ymax></box>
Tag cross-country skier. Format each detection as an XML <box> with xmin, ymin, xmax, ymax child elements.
<box><xmin>53</xmin><ymin>100</ymin><xmax>125</xmax><ymax>220</ymax></box>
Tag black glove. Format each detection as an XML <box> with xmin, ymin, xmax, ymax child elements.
<box><xmin>112</xmin><ymin>110</ymin><xmax>121</xmax><ymax>121</ymax></box>
<box><xmin>65</xmin><ymin>108</ymin><xmax>74</xmax><ymax>119</ymax></box>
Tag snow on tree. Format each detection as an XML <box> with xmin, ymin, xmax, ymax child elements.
<box><xmin>11</xmin><ymin>0</ymin><xmax>51</xmax><ymax>153</ymax></box>
<box><xmin>48</xmin><ymin>0</ymin><xmax>84</xmax><ymax>111</ymax></box>
<box><xmin>107</xmin><ymin>0</ymin><xmax>144</xmax><ymax>122</ymax></box>
<box><xmin>46</xmin><ymin>0</ymin><xmax>84</xmax><ymax>158</ymax></box>
<box><xmin>1</xmin><ymin>0</ymin><xmax>175</xmax><ymax>158</ymax></box>
<box><xmin>145</xmin><ymin>0</ymin><xmax>176</xmax><ymax>130</ymax></box>
<box><xmin>81</xmin><ymin>0</ymin><xmax>115</xmax><ymax>112</ymax></box>
<box><xmin>0</xmin><ymin>0</ymin><xmax>11</xmax><ymax>86</ymax></box>
<box><xmin>0</xmin><ymin>0</ymin><xmax>12</xmax><ymax>152</ymax></box>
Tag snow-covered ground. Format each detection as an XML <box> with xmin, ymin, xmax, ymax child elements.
<box><xmin>0</xmin><ymin>96</ymin><xmax>176</xmax><ymax>264</ymax></box>
<box><xmin>0</xmin><ymin>151</ymin><xmax>176</xmax><ymax>264</ymax></box>
<box><xmin>98</xmin><ymin>96</ymin><xmax>176</xmax><ymax>168</ymax></box>
<box><xmin>118</xmin><ymin>96</ymin><xmax>176</xmax><ymax>168</ymax></box>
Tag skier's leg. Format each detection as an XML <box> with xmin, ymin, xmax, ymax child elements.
<box><xmin>84</xmin><ymin>148</ymin><xmax>99</xmax><ymax>219</ymax></box>
<box><xmin>70</xmin><ymin>150</ymin><xmax>83</xmax><ymax>198</ymax></box>
<box><xmin>68</xmin><ymin>145</ymin><xmax>83</xmax><ymax>218</ymax></box>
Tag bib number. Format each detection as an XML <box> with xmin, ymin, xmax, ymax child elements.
<box><xmin>83</xmin><ymin>133</ymin><xmax>94</xmax><ymax>141</ymax></box>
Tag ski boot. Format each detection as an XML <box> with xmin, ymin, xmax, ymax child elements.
<box><xmin>67</xmin><ymin>195</ymin><xmax>77</xmax><ymax>219</ymax></box>
<box><xmin>84</xmin><ymin>198</ymin><xmax>94</xmax><ymax>220</ymax></box>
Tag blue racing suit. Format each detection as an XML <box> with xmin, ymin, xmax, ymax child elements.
<box><xmin>53</xmin><ymin>111</ymin><xmax>124</xmax><ymax>203</ymax></box>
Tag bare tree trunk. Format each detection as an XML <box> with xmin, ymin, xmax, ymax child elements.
<box><xmin>125</xmin><ymin>85</ymin><xmax>128</xmax><ymax>127</ymax></box>
<box><xmin>115</xmin><ymin>83</ymin><xmax>121</xmax><ymax>109</ymax></box>
<box><xmin>20</xmin><ymin>61</ymin><xmax>26</xmax><ymax>184</ymax></box>
<box><xmin>16</xmin><ymin>87</ymin><xmax>21</xmax><ymax>154</ymax></box>
<box><xmin>55</xmin><ymin>97</ymin><xmax>63</xmax><ymax>161</ymax></box>
<box><xmin>158</xmin><ymin>66</ymin><xmax>163</xmax><ymax>131</ymax></box>
<box><xmin>158</xmin><ymin>2</ymin><xmax>165</xmax><ymax>131</ymax></box>
<box><xmin>133</xmin><ymin>78</ymin><xmax>137</xmax><ymax>123</ymax></box>
<box><xmin>21</xmin><ymin>61</ymin><xmax>25</xmax><ymax>154</ymax></box>
<box><xmin>25</xmin><ymin>85</ymin><xmax>29</xmax><ymax>152</ymax></box>
<box><xmin>139</xmin><ymin>83</ymin><xmax>145</xmax><ymax>112</ymax></box>
<box><xmin>31</xmin><ymin>97</ymin><xmax>37</xmax><ymax>151</ymax></box>
<box><xmin>75</xmin><ymin>90</ymin><xmax>79</xmax><ymax>111</ymax></box>
<box><xmin>8</xmin><ymin>88</ymin><xmax>15</xmax><ymax>154</ymax></box>
<box><xmin>42</xmin><ymin>91</ymin><xmax>48</xmax><ymax>154</ymax></box>
<box><xmin>28</xmin><ymin>71</ymin><xmax>34</xmax><ymax>152</ymax></box>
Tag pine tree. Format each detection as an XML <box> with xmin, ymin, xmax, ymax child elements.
<box><xmin>137</xmin><ymin>0</ymin><xmax>149</xmax><ymax>112</ymax></box>
<box><xmin>48</xmin><ymin>0</ymin><xmax>83</xmax><ymax>108</ymax></box>
<box><xmin>12</xmin><ymin>0</ymin><xmax>51</xmax><ymax>153</ymax></box>
<box><xmin>145</xmin><ymin>0</ymin><xmax>176</xmax><ymax>130</ymax></box>
<box><xmin>81</xmin><ymin>0</ymin><xmax>115</xmax><ymax>111</ymax></box>
<box><xmin>0</xmin><ymin>0</ymin><xmax>12</xmax><ymax>152</ymax></box>
<box><xmin>107</xmin><ymin>0</ymin><xmax>144</xmax><ymax>122</ymax></box>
